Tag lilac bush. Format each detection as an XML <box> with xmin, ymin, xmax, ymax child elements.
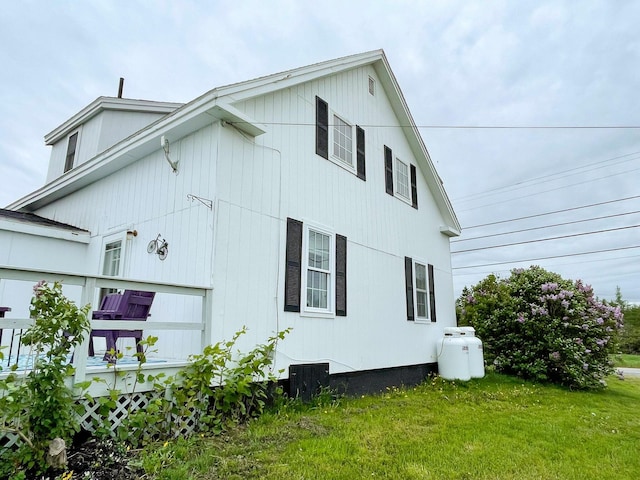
<box><xmin>457</xmin><ymin>266</ymin><xmax>623</xmax><ymax>389</ymax></box>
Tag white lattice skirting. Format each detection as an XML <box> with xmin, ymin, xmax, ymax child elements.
<box><xmin>1</xmin><ymin>390</ymin><xmax>205</xmax><ymax>451</ymax></box>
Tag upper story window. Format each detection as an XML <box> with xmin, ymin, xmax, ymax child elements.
<box><xmin>395</xmin><ymin>158</ymin><xmax>410</xmax><ymax>200</ymax></box>
<box><xmin>64</xmin><ymin>132</ymin><xmax>79</xmax><ymax>173</ymax></box>
<box><xmin>332</xmin><ymin>114</ymin><xmax>353</xmax><ymax>167</ymax></box>
<box><xmin>316</xmin><ymin>96</ymin><xmax>366</xmax><ymax>181</ymax></box>
<box><xmin>385</xmin><ymin>145</ymin><xmax>418</xmax><ymax>209</ymax></box>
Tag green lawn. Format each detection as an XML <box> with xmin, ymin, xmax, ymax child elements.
<box><xmin>612</xmin><ymin>353</ymin><xmax>640</xmax><ymax>368</ymax></box>
<box><xmin>140</xmin><ymin>373</ymin><xmax>640</xmax><ymax>479</ymax></box>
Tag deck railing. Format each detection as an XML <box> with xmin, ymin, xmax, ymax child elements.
<box><xmin>0</xmin><ymin>265</ymin><xmax>213</xmax><ymax>386</ymax></box>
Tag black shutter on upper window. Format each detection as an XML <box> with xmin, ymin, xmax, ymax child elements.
<box><xmin>335</xmin><ymin>234</ymin><xmax>347</xmax><ymax>316</ymax></box>
<box><xmin>316</xmin><ymin>96</ymin><xmax>329</xmax><ymax>159</ymax></box>
<box><xmin>384</xmin><ymin>145</ymin><xmax>394</xmax><ymax>195</ymax></box>
<box><xmin>404</xmin><ymin>257</ymin><xmax>415</xmax><ymax>321</ymax></box>
<box><xmin>284</xmin><ymin>218</ymin><xmax>303</xmax><ymax>312</ymax></box>
<box><xmin>428</xmin><ymin>264</ymin><xmax>436</xmax><ymax>322</ymax></box>
<box><xmin>356</xmin><ymin>126</ymin><xmax>366</xmax><ymax>181</ymax></box>
<box><xmin>410</xmin><ymin>164</ymin><xmax>418</xmax><ymax>209</ymax></box>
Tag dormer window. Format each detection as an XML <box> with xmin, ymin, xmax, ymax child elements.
<box><xmin>64</xmin><ymin>132</ymin><xmax>79</xmax><ymax>173</ymax></box>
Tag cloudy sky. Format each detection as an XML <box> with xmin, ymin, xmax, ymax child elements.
<box><xmin>1</xmin><ymin>0</ymin><xmax>638</xmax><ymax>303</ymax></box>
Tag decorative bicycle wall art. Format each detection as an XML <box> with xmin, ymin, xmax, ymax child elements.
<box><xmin>147</xmin><ymin>234</ymin><xmax>169</xmax><ymax>260</ymax></box>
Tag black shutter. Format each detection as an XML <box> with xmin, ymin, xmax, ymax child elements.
<box><xmin>356</xmin><ymin>126</ymin><xmax>366</xmax><ymax>181</ymax></box>
<box><xmin>316</xmin><ymin>96</ymin><xmax>329</xmax><ymax>159</ymax></box>
<box><xmin>284</xmin><ymin>218</ymin><xmax>303</xmax><ymax>312</ymax></box>
<box><xmin>384</xmin><ymin>145</ymin><xmax>394</xmax><ymax>195</ymax></box>
<box><xmin>410</xmin><ymin>164</ymin><xmax>418</xmax><ymax>209</ymax></box>
<box><xmin>335</xmin><ymin>234</ymin><xmax>347</xmax><ymax>316</ymax></box>
<box><xmin>428</xmin><ymin>264</ymin><xmax>436</xmax><ymax>322</ymax></box>
<box><xmin>404</xmin><ymin>256</ymin><xmax>414</xmax><ymax>321</ymax></box>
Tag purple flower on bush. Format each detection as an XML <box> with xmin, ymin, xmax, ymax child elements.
<box><xmin>550</xmin><ymin>351</ymin><xmax>561</xmax><ymax>361</ymax></box>
<box><xmin>596</xmin><ymin>317</ymin><xmax>604</xmax><ymax>325</ymax></box>
<box><xmin>516</xmin><ymin>313</ymin><xmax>525</xmax><ymax>323</ymax></box>
<box><xmin>32</xmin><ymin>280</ymin><xmax>46</xmax><ymax>296</ymax></box>
<box><xmin>583</xmin><ymin>363</ymin><xmax>589</xmax><ymax>371</ymax></box>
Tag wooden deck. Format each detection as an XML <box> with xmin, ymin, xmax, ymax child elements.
<box><xmin>0</xmin><ymin>265</ymin><xmax>213</xmax><ymax>397</ymax></box>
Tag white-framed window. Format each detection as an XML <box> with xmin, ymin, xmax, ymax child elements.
<box><xmin>100</xmin><ymin>232</ymin><xmax>128</xmax><ymax>299</ymax></box>
<box><xmin>368</xmin><ymin>76</ymin><xmax>376</xmax><ymax>96</ymax></box>
<box><xmin>64</xmin><ymin>131</ymin><xmax>80</xmax><ymax>173</ymax></box>
<box><xmin>405</xmin><ymin>256</ymin><xmax>435</xmax><ymax>322</ymax></box>
<box><xmin>395</xmin><ymin>157</ymin><xmax>410</xmax><ymax>200</ymax></box>
<box><xmin>302</xmin><ymin>224</ymin><xmax>334</xmax><ymax>316</ymax></box>
<box><xmin>332</xmin><ymin>113</ymin><xmax>355</xmax><ymax>168</ymax></box>
<box><xmin>414</xmin><ymin>262</ymin><xmax>429</xmax><ymax>320</ymax></box>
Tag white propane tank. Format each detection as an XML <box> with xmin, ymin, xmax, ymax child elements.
<box><xmin>459</xmin><ymin>326</ymin><xmax>485</xmax><ymax>378</ymax></box>
<box><xmin>437</xmin><ymin>327</ymin><xmax>471</xmax><ymax>381</ymax></box>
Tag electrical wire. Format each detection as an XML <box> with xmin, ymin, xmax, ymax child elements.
<box><xmin>451</xmin><ymin>224</ymin><xmax>640</xmax><ymax>254</ymax></box>
<box><xmin>452</xmin><ymin>245</ymin><xmax>640</xmax><ymax>270</ymax></box>
<box><xmin>462</xmin><ymin>195</ymin><xmax>640</xmax><ymax>229</ymax></box>
<box><xmin>452</xmin><ymin>210</ymin><xmax>640</xmax><ymax>243</ymax></box>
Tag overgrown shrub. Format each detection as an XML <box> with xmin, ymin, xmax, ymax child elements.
<box><xmin>0</xmin><ymin>281</ymin><xmax>91</xmax><ymax>478</ymax></box>
<box><xmin>117</xmin><ymin>327</ymin><xmax>290</xmax><ymax>446</ymax></box>
<box><xmin>457</xmin><ymin>266</ymin><xmax>623</xmax><ymax>389</ymax></box>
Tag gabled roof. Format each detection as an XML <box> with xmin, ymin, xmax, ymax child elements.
<box><xmin>10</xmin><ymin>50</ymin><xmax>460</xmax><ymax>235</ymax></box>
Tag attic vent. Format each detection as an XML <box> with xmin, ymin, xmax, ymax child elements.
<box><xmin>368</xmin><ymin>76</ymin><xmax>375</xmax><ymax>96</ymax></box>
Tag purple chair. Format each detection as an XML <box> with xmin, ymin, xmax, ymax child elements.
<box><xmin>90</xmin><ymin>290</ymin><xmax>155</xmax><ymax>360</ymax></box>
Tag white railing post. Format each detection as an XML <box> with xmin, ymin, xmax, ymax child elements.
<box><xmin>72</xmin><ymin>277</ymin><xmax>96</xmax><ymax>384</ymax></box>
<box><xmin>201</xmin><ymin>288</ymin><xmax>213</xmax><ymax>351</ymax></box>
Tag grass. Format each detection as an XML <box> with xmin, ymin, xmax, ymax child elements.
<box><xmin>139</xmin><ymin>373</ymin><xmax>640</xmax><ymax>479</ymax></box>
<box><xmin>612</xmin><ymin>353</ymin><xmax>640</xmax><ymax>368</ymax></box>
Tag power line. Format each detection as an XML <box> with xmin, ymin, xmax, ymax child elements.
<box><xmin>463</xmin><ymin>195</ymin><xmax>640</xmax><ymax>229</ymax></box>
<box><xmin>452</xmin><ymin>253</ymin><xmax>640</xmax><ymax>277</ymax></box>
<box><xmin>456</xmin><ymin>165</ymin><xmax>640</xmax><ymax>212</ymax></box>
<box><xmin>452</xmin><ymin>151</ymin><xmax>640</xmax><ymax>203</ymax></box>
<box><xmin>452</xmin><ymin>210</ymin><xmax>640</xmax><ymax>243</ymax></box>
<box><xmin>451</xmin><ymin>224</ymin><xmax>640</xmax><ymax>254</ymax></box>
<box><xmin>452</xmin><ymin>245</ymin><xmax>640</xmax><ymax>270</ymax></box>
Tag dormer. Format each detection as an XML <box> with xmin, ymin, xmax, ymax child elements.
<box><xmin>44</xmin><ymin>97</ymin><xmax>182</xmax><ymax>182</ymax></box>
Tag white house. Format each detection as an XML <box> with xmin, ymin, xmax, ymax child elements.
<box><xmin>0</xmin><ymin>49</ymin><xmax>461</xmax><ymax>396</ymax></box>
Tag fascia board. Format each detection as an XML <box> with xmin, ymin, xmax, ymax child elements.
<box><xmin>0</xmin><ymin>218</ymin><xmax>90</xmax><ymax>243</ymax></box>
<box><xmin>45</xmin><ymin>97</ymin><xmax>183</xmax><ymax>145</ymax></box>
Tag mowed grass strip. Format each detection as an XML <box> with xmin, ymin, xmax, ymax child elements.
<box><xmin>613</xmin><ymin>353</ymin><xmax>640</xmax><ymax>368</ymax></box>
<box><xmin>143</xmin><ymin>373</ymin><xmax>640</xmax><ymax>480</ymax></box>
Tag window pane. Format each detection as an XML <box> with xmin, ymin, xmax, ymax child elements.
<box><xmin>103</xmin><ymin>241</ymin><xmax>122</xmax><ymax>276</ymax></box>
<box><xmin>307</xmin><ymin>270</ymin><xmax>328</xmax><ymax>309</ymax></box>
<box><xmin>416</xmin><ymin>264</ymin><xmax>426</xmax><ymax>291</ymax></box>
<box><xmin>309</xmin><ymin>230</ymin><xmax>330</xmax><ymax>270</ymax></box>
<box><xmin>417</xmin><ymin>293</ymin><xmax>427</xmax><ymax>318</ymax></box>
<box><xmin>395</xmin><ymin>158</ymin><xmax>410</xmax><ymax>199</ymax></box>
<box><xmin>415</xmin><ymin>263</ymin><xmax>428</xmax><ymax>318</ymax></box>
<box><xmin>333</xmin><ymin>115</ymin><xmax>353</xmax><ymax>165</ymax></box>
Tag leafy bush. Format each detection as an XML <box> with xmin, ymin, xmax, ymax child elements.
<box><xmin>457</xmin><ymin>266</ymin><xmax>623</xmax><ymax>389</ymax></box>
<box><xmin>0</xmin><ymin>281</ymin><xmax>91</xmax><ymax>478</ymax></box>
<box><xmin>116</xmin><ymin>327</ymin><xmax>290</xmax><ymax>446</ymax></box>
